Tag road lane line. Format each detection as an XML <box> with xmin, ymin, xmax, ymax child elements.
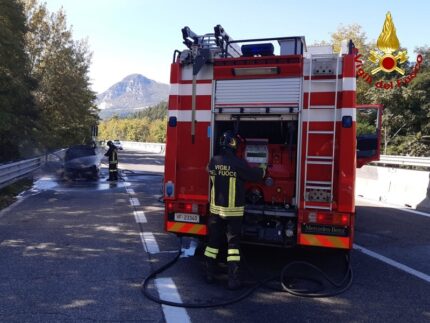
<box><xmin>402</xmin><ymin>209</ymin><xmax>430</xmax><ymax>218</ymax></box>
<box><xmin>155</xmin><ymin>278</ymin><xmax>191</xmax><ymax>323</ymax></box>
<box><xmin>130</xmin><ymin>198</ymin><xmax>140</xmax><ymax>206</ymax></box>
<box><xmin>140</xmin><ymin>232</ymin><xmax>160</xmax><ymax>254</ymax></box>
<box><xmin>124</xmin><ymin>160</ymin><xmax>189</xmax><ymax>321</ymax></box>
<box><xmin>354</xmin><ymin>244</ymin><xmax>430</xmax><ymax>283</ymax></box>
<box><xmin>356</xmin><ymin>197</ymin><xmax>430</xmax><ymax>218</ymax></box>
<box><xmin>126</xmin><ymin>188</ymin><xmax>136</xmax><ymax>195</ymax></box>
<box><xmin>133</xmin><ymin>210</ymin><xmax>147</xmax><ymax>223</ymax></box>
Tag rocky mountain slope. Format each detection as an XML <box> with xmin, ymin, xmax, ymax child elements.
<box><xmin>96</xmin><ymin>74</ymin><xmax>169</xmax><ymax>119</ymax></box>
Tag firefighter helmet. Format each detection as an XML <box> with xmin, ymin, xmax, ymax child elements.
<box><xmin>219</xmin><ymin>131</ymin><xmax>238</xmax><ymax>150</ymax></box>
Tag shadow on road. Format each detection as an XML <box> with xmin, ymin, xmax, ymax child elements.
<box><xmin>0</xmin><ymin>169</ymin><xmax>162</xmax><ymax>321</ymax></box>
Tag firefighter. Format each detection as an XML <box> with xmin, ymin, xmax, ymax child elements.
<box><xmin>204</xmin><ymin>131</ymin><xmax>266</xmax><ymax>290</ymax></box>
<box><xmin>105</xmin><ymin>140</ymin><xmax>119</xmax><ymax>181</ymax></box>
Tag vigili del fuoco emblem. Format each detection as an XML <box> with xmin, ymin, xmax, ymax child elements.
<box><xmin>369</xmin><ymin>12</ymin><xmax>408</xmax><ymax>75</ymax></box>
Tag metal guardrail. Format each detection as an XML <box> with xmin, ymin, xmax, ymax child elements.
<box><xmin>373</xmin><ymin>155</ymin><xmax>430</xmax><ymax>168</ymax></box>
<box><xmin>121</xmin><ymin>141</ymin><xmax>166</xmax><ymax>154</ymax></box>
<box><xmin>0</xmin><ymin>157</ymin><xmax>43</xmax><ymax>190</ymax></box>
<box><xmin>0</xmin><ymin>149</ymin><xmax>67</xmax><ymax>190</ymax></box>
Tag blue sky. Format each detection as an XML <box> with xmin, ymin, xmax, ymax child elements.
<box><xmin>44</xmin><ymin>0</ymin><xmax>429</xmax><ymax>93</ymax></box>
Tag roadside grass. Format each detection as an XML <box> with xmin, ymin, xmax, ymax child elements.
<box><xmin>0</xmin><ymin>178</ymin><xmax>33</xmax><ymax>210</ymax></box>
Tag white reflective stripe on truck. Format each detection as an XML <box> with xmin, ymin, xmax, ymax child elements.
<box><xmin>168</xmin><ymin>110</ymin><xmax>212</xmax><ymax>122</ymax></box>
<box><xmin>169</xmin><ymin>83</ymin><xmax>212</xmax><ymax>96</ymax></box>
<box><xmin>301</xmin><ymin>108</ymin><xmax>356</xmax><ymax>122</ymax></box>
<box><xmin>303</xmin><ymin>77</ymin><xmax>356</xmax><ymax>92</ymax></box>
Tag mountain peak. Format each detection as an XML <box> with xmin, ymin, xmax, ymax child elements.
<box><xmin>96</xmin><ymin>74</ymin><xmax>169</xmax><ymax>119</ymax></box>
<box><xmin>122</xmin><ymin>73</ymin><xmax>152</xmax><ymax>84</ymax></box>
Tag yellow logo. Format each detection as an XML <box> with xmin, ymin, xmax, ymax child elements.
<box><xmin>369</xmin><ymin>12</ymin><xmax>408</xmax><ymax>75</ymax></box>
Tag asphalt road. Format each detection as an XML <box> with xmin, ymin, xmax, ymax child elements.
<box><xmin>0</xmin><ymin>149</ymin><xmax>429</xmax><ymax>323</ymax></box>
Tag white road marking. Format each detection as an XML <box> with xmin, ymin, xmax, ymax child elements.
<box><xmin>125</xmin><ymin>162</ymin><xmax>190</xmax><ymax>322</ymax></box>
<box><xmin>130</xmin><ymin>198</ymin><xmax>140</xmax><ymax>206</ymax></box>
<box><xmin>133</xmin><ymin>210</ymin><xmax>147</xmax><ymax>223</ymax></box>
<box><xmin>356</xmin><ymin>197</ymin><xmax>430</xmax><ymax>219</ymax></box>
<box><xmin>126</xmin><ymin>188</ymin><xmax>136</xmax><ymax>195</ymax></box>
<box><xmin>180</xmin><ymin>239</ymin><xmax>198</xmax><ymax>258</ymax></box>
<box><xmin>354</xmin><ymin>244</ymin><xmax>430</xmax><ymax>283</ymax></box>
<box><xmin>155</xmin><ymin>278</ymin><xmax>191</xmax><ymax>323</ymax></box>
<box><xmin>140</xmin><ymin>232</ymin><xmax>160</xmax><ymax>254</ymax></box>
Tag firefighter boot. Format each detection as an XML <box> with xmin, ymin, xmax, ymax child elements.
<box><xmin>227</xmin><ymin>262</ymin><xmax>242</xmax><ymax>290</ymax></box>
<box><xmin>205</xmin><ymin>259</ymin><xmax>216</xmax><ymax>284</ymax></box>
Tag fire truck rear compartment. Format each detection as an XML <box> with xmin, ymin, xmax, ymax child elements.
<box><xmin>213</xmin><ymin>119</ymin><xmax>299</xmax><ymax>246</ymax></box>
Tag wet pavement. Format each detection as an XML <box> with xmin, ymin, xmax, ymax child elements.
<box><xmin>32</xmin><ymin>175</ymin><xmax>124</xmax><ymax>193</ymax></box>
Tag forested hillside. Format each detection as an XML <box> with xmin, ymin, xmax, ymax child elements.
<box><xmin>98</xmin><ymin>102</ymin><xmax>167</xmax><ymax>143</ymax></box>
<box><xmin>315</xmin><ymin>24</ymin><xmax>430</xmax><ymax>156</ymax></box>
<box><xmin>0</xmin><ymin>0</ymin><xmax>98</xmax><ymax>162</ymax></box>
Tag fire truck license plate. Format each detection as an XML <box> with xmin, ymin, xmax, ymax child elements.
<box><xmin>174</xmin><ymin>213</ymin><xmax>200</xmax><ymax>223</ymax></box>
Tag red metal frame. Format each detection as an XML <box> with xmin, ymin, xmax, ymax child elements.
<box><xmin>356</xmin><ymin>104</ymin><xmax>384</xmax><ymax>168</ymax></box>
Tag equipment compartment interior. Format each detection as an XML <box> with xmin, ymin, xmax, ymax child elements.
<box><xmin>213</xmin><ymin>119</ymin><xmax>300</xmax><ymax>245</ymax></box>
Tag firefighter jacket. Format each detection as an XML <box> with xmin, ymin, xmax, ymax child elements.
<box><xmin>105</xmin><ymin>147</ymin><xmax>118</xmax><ymax>165</ymax></box>
<box><xmin>208</xmin><ymin>149</ymin><xmax>264</xmax><ymax>217</ymax></box>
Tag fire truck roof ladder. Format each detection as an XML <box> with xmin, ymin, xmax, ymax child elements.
<box><xmin>214</xmin><ymin>24</ymin><xmax>242</xmax><ymax>58</ymax></box>
<box><xmin>184</xmin><ymin>25</ymin><xmax>241</xmax><ymax>144</ymax></box>
<box><xmin>182</xmin><ymin>26</ymin><xmax>217</xmax><ymax>50</ymax></box>
<box><xmin>181</xmin><ymin>26</ymin><xmax>216</xmax><ymax>144</ymax></box>
<box><xmin>303</xmin><ymin>55</ymin><xmax>340</xmax><ymax>211</ymax></box>
<box><xmin>181</xmin><ymin>25</ymin><xmax>241</xmax><ymax>58</ymax></box>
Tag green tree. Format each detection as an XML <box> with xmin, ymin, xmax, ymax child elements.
<box><xmin>323</xmin><ymin>24</ymin><xmax>429</xmax><ymax>156</ymax></box>
<box><xmin>98</xmin><ymin>103</ymin><xmax>167</xmax><ymax>143</ymax></box>
<box><xmin>404</xmin><ymin>46</ymin><xmax>430</xmax><ymax>156</ymax></box>
<box><xmin>0</xmin><ymin>0</ymin><xmax>39</xmax><ymax>161</ymax></box>
<box><xmin>24</xmin><ymin>0</ymin><xmax>99</xmax><ymax>150</ymax></box>
<box><xmin>330</xmin><ymin>24</ymin><xmax>370</xmax><ymax>54</ymax></box>
<box><xmin>133</xmin><ymin>101</ymin><xmax>167</xmax><ymax>120</ymax></box>
<box><xmin>148</xmin><ymin>118</ymin><xmax>167</xmax><ymax>142</ymax></box>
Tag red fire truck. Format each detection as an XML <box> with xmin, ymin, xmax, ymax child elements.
<box><xmin>163</xmin><ymin>25</ymin><xmax>382</xmax><ymax>250</ymax></box>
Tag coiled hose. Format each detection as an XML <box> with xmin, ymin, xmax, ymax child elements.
<box><xmin>141</xmin><ymin>237</ymin><xmax>353</xmax><ymax>308</ymax></box>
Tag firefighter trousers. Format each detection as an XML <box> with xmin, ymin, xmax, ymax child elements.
<box><xmin>204</xmin><ymin>213</ymin><xmax>242</xmax><ymax>263</ymax></box>
<box><xmin>108</xmin><ymin>162</ymin><xmax>118</xmax><ymax>180</ymax></box>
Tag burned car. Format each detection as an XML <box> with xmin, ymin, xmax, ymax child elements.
<box><xmin>113</xmin><ymin>139</ymin><xmax>123</xmax><ymax>150</ymax></box>
<box><xmin>63</xmin><ymin>145</ymin><xmax>101</xmax><ymax>179</ymax></box>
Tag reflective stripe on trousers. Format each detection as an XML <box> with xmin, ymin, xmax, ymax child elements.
<box><xmin>204</xmin><ymin>246</ymin><xmax>219</xmax><ymax>259</ymax></box>
<box><xmin>227</xmin><ymin>248</ymin><xmax>240</xmax><ymax>262</ymax></box>
<box><xmin>209</xmin><ymin>204</ymin><xmax>244</xmax><ymax>217</ymax></box>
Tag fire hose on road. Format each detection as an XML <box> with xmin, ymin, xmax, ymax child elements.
<box><xmin>141</xmin><ymin>237</ymin><xmax>353</xmax><ymax>308</ymax></box>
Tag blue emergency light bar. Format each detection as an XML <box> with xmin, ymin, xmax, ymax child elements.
<box><xmin>241</xmin><ymin>43</ymin><xmax>274</xmax><ymax>57</ymax></box>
